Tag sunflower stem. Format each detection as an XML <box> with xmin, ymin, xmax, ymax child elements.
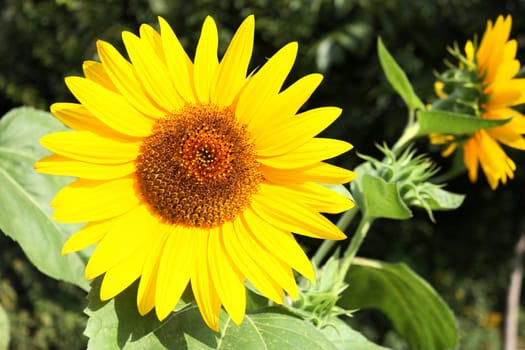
<box><xmin>312</xmin><ymin>208</ymin><xmax>358</xmax><ymax>268</ymax></box>
<box><xmin>336</xmin><ymin>216</ymin><xmax>374</xmax><ymax>287</ymax></box>
<box><xmin>392</xmin><ymin>121</ymin><xmax>419</xmax><ymax>156</ymax></box>
<box><xmin>336</xmin><ymin>207</ymin><xmax>359</xmax><ymax>231</ymax></box>
<box><xmin>311</xmin><ymin>240</ymin><xmax>336</xmax><ymax>268</ymax></box>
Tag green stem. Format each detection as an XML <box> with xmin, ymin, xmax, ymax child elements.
<box><xmin>336</xmin><ymin>216</ymin><xmax>374</xmax><ymax>287</ymax></box>
<box><xmin>336</xmin><ymin>207</ymin><xmax>358</xmax><ymax>231</ymax></box>
<box><xmin>407</xmin><ymin>107</ymin><xmax>416</xmax><ymax>126</ymax></box>
<box><xmin>392</xmin><ymin>120</ymin><xmax>420</xmax><ymax>156</ymax></box>
<box><xmin>311</xmin><ymin>208</ymin><xmax>358</xmax><ymax>268</ymax></box>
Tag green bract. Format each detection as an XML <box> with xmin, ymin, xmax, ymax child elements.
<box><xmin>293</xmin><ymin>257</ymin><xmax>353</xmax><ymax>327</ymax></box>
<box><xmin>352</xmin><ymin>144</ymin><xmax>464</xmax><ymax>221</ymax></box>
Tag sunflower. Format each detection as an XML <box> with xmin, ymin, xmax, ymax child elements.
<box><xmin>431</xmin><ymin>15</ymin><xmax>525</xmax><ymax>189</ymax></box>
<box><xmin>35</xmin><ymin>15</ymin><xmax>355</xmax><ymax>330</ymax></box>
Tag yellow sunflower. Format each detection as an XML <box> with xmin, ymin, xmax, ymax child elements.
<box><xmin>35</xmin><ymin>15</ymin><xmax>355</xmax><ymax>330</ymax></box>
<box><xmin>432</xmin><ymin>15</ymin><xmax>525</xmax><ymax>189</ymax></box>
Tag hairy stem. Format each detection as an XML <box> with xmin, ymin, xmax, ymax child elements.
<box><xmin>336</xmin><ymin>216</ymin><xmax>374</xmax><ymax>287</ymax></box>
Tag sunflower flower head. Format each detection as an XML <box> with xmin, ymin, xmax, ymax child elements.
<box><xmin>431</xmin><ymin>14</ymin><xmax>525</xmax><ymax>189</ymax></box>
<box><xmin>35</xmin><ymin>15</ymin><xmax>356</xmax><ymax>330</ymax></box>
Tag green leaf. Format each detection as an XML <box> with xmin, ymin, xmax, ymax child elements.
<box><xmin>417</xmin><ymin>110</ymin><xmax>511</xmax><ymax>135</ymax></box>
<box><xmin>0</xmin><ymin>304</ymin><xmax>9</xmax><ymax>350</ymax></box>
<box><xmin>320</xmin><ymin>317</ymin><xmax>390</xmax><ymax>350</ymax></box>
<box><xmin>339</xmin><ymin>258</ymin><xmax>458</xmax><ymax>350</ymax></box>
<box><xmin>0</xmin><ymin>107</ymin><xmax>88</xmax><ymax>290</ymax></box>
<box><xmin>377</xmin><ymin>37</ymin><xmax>425</xmax><ymax>111</ymax></box>
<box><xmin>352</xmin><ymin>173</ymin><xmax>412</xmax><ymax>220</ymax></box>
<box><xmin>85</xmin><ymin>279</ymin><xmax>340</xmax><ymax>349</ymax></box>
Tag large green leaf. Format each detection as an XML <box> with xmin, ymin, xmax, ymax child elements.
<box><xmin>352</xmin><ymin>173</ymin><xmax>412</xmax><ymax>220</ymax></box>
<box><xmin>0</xmin><ymin>304</ymin><xmax>9</xmax><ymax>350</ymax></box>
<box><xmin>417</xmin><ymin>109</ymin><xmax>511</xmax><ymax>136</ymax></box>
<box><xmin>0</xmin><ymin>107</ymin><xmax>88</xmax><ymax>290</ymax></box>
<box><xmin>377</xmin><ymin>37</ymin><xmax>425</xmax><ymax>111</ymax></box>
<box><xmin>339</xmin><ymin>258</ymin><xmax>458</xmax><ymax>350</ymax></box>
<box><xmin>85</xmin><ymin>279</ymin><xmax>342</xmax><ymax>349</ymax></box>
<box><xmin>320</xmin><ymin>317</ymin><xmax>390</xmax><ymax>350</ymax></box>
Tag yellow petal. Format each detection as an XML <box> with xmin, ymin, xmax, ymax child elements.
<box><xmin>441</xmin><ymin>142</ymin><xmax>457</xmax><ymax>158</ymax></box>
<box><xmin>193</xmin><ymin>16</ymin><xmax>219</xmax><ymax>103</ymax></box>
<box><xmin>235</xmin><ymin>217</ymin><xmax>298</xmax><ymax>299</ymax></box>
<box><xmin>463</xmin><ymin>137</ymin><xmax>479</xmax><ymax>183</ymax></box>
<box><xmin>221</xmin><ymin>220</ymin><xmax>284</xmax><ymax>304</ymax></box>
<box><xmin>256</xmin><ymin>107</ymin><xmax>342</xmax><ymax>157</ymax></box>
<box><xmin>158</xmin><ymin>17</ymin><xmax>196</xmax><ymax>104</ymax></box>
<box><xmin>101</xmin><ymin>218</ymin><xmax>168</xmax><ymax>302</ymax></box>
<box><xmin>241</xmin><ymin>209</ymin><xmax>314</xmax><ymax>280</ymax></box>
<box><xmin>260</xmin><ymin>162</ymin><xmax>356</xmax><ymax>185</ymax></box>
<box><xmin>477</xmin><ymin>19</ymin><xmax>494</xmax><ymax>68</ymax></box>
<box><xmin>250</xmin><ymin>183</ymin><xmax>347</xmax><ymax>240</ymax></box>
<box><xmin>191</xmin><ymin>229</ymin><xmax>221</xmax><ymax>331</ymax></box>
<box><xmin>40</xmin><ymin>131</ymin><xmax>141</xmax><ymax>164</ymax></box>
<box><xmin>501</xmin><ymin>79</ymin><xmax>525</xmax><ymax>107</ymax></box>
<box><xmin>276</xmin><ymin>73</ymin><xmax>323</xmax><ymax>116</ymax></box>
<box><xmin>476</xmin><ymin>130</ymin><xmax>515</xmax><ymax>188</ymax></box>
<box><xmin>122</xmin><ymin>31</ymin><xmax>184</xmax><ymax>111</ymax></box>
<box><xmin>51</xmin><ymin>177</ymin><xmax>140</xmax><ymax>223</ymax></box>
<box><xmin>137</xmin><ymin>226</ymin><xmax>170</xmax><ymax>315</ymax></box>
<box><xmin>65</xmin><ymin>76</ymin><xmax>154</xmax><ymax>137</ymax></box>
<box><xmin>62</xmin><ymin>219</ymin><xmax>117</xmax><ymax>254</ymax></box>
<box><xmin>85</xmin><ymin>205</ymin><xmax>156</xmax><ymax>279</ymax></box>
<box><xmin>258</xmin><ymin>138</ymin><xmax>352</xmax><ymax>169</ymax></box>
<box><xmin>279</xmin><ymin>182</ymin><xmax>354</xmax><ymax>214</ymax></box>
<box><xmin>236</xmin><ymin>42</ymin><xmax>298</xmax><ymax>128</ymax></box>
<box><xmin>485</xmin><ymin>107</ymin><xmax>525</xmax><ymax>133</ymax></box>
<box><xmin>35</xmin><ymin>154</ymin><xmax>135</xmax><ymax>180</ymax></box>
<box><xmin>155</xmin><ymin>225</ymin><xmax>195</xmax><ymax>320</ymax></box>
<box><xmin>100</xmin><ymin>244</ymin><xmax>146</xmax><ymax>300</ymax></box>
<box><xmin>434</xmin><ymin>81</ymin><xmax>447</xmax><ymax>99</ymax></box>
<box><xmin>211</xmin><ymin>15</ymin><xmax>254</xmax><ymax>107</ymax></box>
<box><xmin>140</xmin><ymin>23</ymin><xmax>164</xmax><ymax>63</ymax></box>
<box><xmin>485</xmin><ymin>79</ymin><xmax>525</xmax><ymax>109</ymax></box>
<box><xmin>488</xmin><ymin>126</ymin><xmax>525</xmax><ymax>150</ymax></box>
<box><xmin>96</xmin><ymin>40</ymin><xmax>165</xmax><ymax>119</ymax></box>
<box><xmin>50</xmin><ymin>103</ymin><xmax>129</xmax><ymax>140</ymax></box>
<box><xmin>493</xmin><ymin>40</ymin><xmax>519</xmax><ymax>82</ymax></box>
<box><xmin>207</xmin><ymin>227</ymin><xmax>246</xmax><ymax>325</ymax></box>
<box><xmin>464</xmin><ymin>40</ymin><xmax>474</xmax><ymax>62</ymax></box>
<box><xmin>478</xmin><ymin>15</ymin><xmax>511</xmax><ymax>82</ymax></box>
<box><xmin>82</xmin><ymin>60</ymin><xmax>118</xmax><ymax>92</ymax></box>
<box><xmin>251</xmin><ymin>73</ymin><xmax>323</xmax><ymax>135</ymax></box>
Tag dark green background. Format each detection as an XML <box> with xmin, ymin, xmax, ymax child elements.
<box><xmin>1</xmin><ymin>0</ymin><xmax>524</xmax><ymax>348</ymax></box>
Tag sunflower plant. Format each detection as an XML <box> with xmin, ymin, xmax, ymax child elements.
<box><xmin>1</xmin><ymin>13</ymin><xmax>519</xmax><ymax>350</ymax></box>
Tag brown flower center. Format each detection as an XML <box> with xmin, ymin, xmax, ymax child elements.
<box><xmin>135</xmin><ymin>103</ymin><xmax>263</xmax><ymax>228</ymax></box>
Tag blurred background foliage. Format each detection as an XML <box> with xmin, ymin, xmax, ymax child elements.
<box><xmin>1</xmin><ymin>0</ymin><xmax>525</xmax><ymax>348</ymax></box>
